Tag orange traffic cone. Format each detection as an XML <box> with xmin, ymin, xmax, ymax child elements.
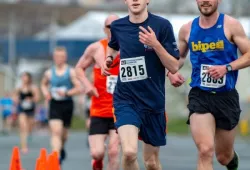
<box><xmin>9</xmin><ymin>146</ymin><xmax>22</xmax><ymax>170</ymax></box>
<box><xmin>35</xmin><ymin>158</ymin><xmax>40</xmax><ymax>170</ymax></box>
<box><xmin>52</xmin><ymin>151</ymin><xmax>60</xmax><ymax>170</ymax></box>
<box><xmin>36</xmin><ymin>148</ymin><xmax>47</xmax><ymax>170</ymax></box>
<box><xmin>38</xmin><ymin>161</ymin><xmax>46</xmax><ymax>170</ymax></box>
<box><xmin>39</xmin><ymin>148</ymin><xmax>47</xmax><ymax>163</ymax></box>
<box><xmin>47</xmin><ymin>154</ymin><xmax>55</xmax><ymax>170</ymax></box>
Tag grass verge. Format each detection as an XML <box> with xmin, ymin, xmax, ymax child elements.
<box><xmin>167</xmin><ymin>117</ymin><xmax>189</xmax><ymax>135</ymax></box>
<box><xmin>71</xmin><ymin>115</ymin><xmax>86</xmax><ymax>131</ymax></box>
<box><xmin>71</xmin><ymin>115</ymin><xmax>189</xmax><ymax>135</ymax></box>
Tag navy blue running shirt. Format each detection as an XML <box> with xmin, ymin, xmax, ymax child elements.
<box><xmin>109</xmin><ymin>12</ymin><xmax>179</xmax><ymax>113</ymax></box>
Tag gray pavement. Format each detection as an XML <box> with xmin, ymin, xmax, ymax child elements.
<box><xmin>0</xmin><ymin>131</ymin><xmax>249</xmax><ymax>170</ymax></box>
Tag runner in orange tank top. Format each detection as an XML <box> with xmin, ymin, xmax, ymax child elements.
<box><xmin>75</xmin><ymin>15</ymin><xmax>120</xmax><ymax>170</ymax></box>
<box><xmin>91</xmin><ymin>39</ymin><xmax>120</xmax><ymax>118</ymax></box>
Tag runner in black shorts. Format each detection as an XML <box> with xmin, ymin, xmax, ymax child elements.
<box><xmin>49</xmin><ymin>99</ymin><xmax>74</xmax><ymax>128</ymax></box>
<box><xmin>41</xmin><ymin>47</ymin><xmax>81</xmax><ymax>164</ymax></box>
<box><xmin>15</xmin><ymin>72</ymin><xmax>40</xmax><ymax>154</ymax></box>
<box><xmin>187</xmin><ymin>88</ymin><xmax>241</xmax><ymax>130</ymax></box>
<box><xmin>89</xmin><ymin>117</ymin><xmax>115</xmax><ymax>136</ymax></box>
<box><xmin>167</xmin><ymin>0</ymin><xmax>250</xmax><ymax>169</ymax></box>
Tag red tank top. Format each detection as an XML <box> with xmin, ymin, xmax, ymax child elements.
<box><xmin>90</xmin><ymin>39</ymin><xmax>120</xmax><ymax>118</ymax></box>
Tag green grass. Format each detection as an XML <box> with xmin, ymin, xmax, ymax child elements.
<box><xmin>70</xmin><ymin>115</ymin><xmax>189</xmax><ymax>135</ymax></box>
<box><xmin>71</xmin><ymin>115</ymin><xmax>86</xmax><ymax>131</ymax></box>
<box><xmin>167</xmin><ymin>118</ymin><xmax>189</xmax><ymax>135</ymax></box>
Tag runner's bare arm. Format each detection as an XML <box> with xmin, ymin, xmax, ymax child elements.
<box><xmin>40</xmin><ymin>70</ymin><xmax>51</xmax><ymax>98</ymax></box>
<box><xmin>67</xmin><ymin>68</ymin><xmax>82</xmax><ymax>96</ymax></box>
<box><xmin>153</xmin><ymin>44</ymin><xmax>179</xmax><ymax>73</ymax></box>
<box><xmin>93</xmin><ymin>44</ymin><xmax>107</xmax><ymax>68</ymax></box>
<box><xmin>31</xmin><ymin>85</ymin><xmax>40</xmax><ymax>102</ymax></box>
<box><xmin>228</xmin><ymin>17</ymin><xmax>250</xmax><ymax>70</ymax></box>
<box><xmin>177</xmin><ymin>22</ymin><xmax>191</xmax><ymax>69</ymax></box>
<box><xmin>166</xmin><ymin>22</ymin><xmax>191</xmax><ymax>86</ymax></box>
<box><xmin>75</xmin><ymin>43</ymin><xmax>96</xmax><ymax>92</ymax></box>
<box><xmin>139</xmin><ymin>26</ymin><xmax>179</xmax><ymax>74</ymax></box>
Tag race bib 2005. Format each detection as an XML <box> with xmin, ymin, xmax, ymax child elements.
<box><xmin>106</xmin><ymin>75</ymin><xmax>118</xmax><ymax>94</ymax></box>
<box><xmin>200</xmin><ymin>64</ymin><xmax>226</xmax><ymax>88</ymax></box>
<box><xmin>120</xmin><ymin>56</ymin><xmax>148</xmax><ymax>82</ymax></box>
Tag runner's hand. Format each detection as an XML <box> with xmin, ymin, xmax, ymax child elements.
<box><xmin>207</xmin><ymin>65</ymin><xmax>227</xmax><ymax>79</ymax></box>
<box><xmin>139</xmin><ymin>26</ymin><xmax>159</xmax><ymax>48</ymax></box>
<box><xmin>85</xmin><ymin>87</ymin><xmax>99</xmax><ymax>97</ymax></box>
<box><xmin>57</xmin><ymin>90</ymin><xmax>67</xmax><ymax>97</ymax></box>
<box><xmin>168</xmin><ymin>72</ymin><xmax>185</xmax><ymax>87</ymax></box>
<box><xmin>102</xmin><ymin>57</ymin><xmax>113</xmax><ymax>76</ymax></box>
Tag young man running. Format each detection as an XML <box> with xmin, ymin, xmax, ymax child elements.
<box><xmin>41</xmin><ymin>47</ymin><xmax>81</xmax><ymax>164</ymax></box>
<box><xmin>102</xmin><ymin>0</ymin><xmax>179</xmax><ymax>169</ymax></box>
<box><xmin>168</xmin><ymin>0</ymin><xmax>250</xmax><ymax>169</ymax></box>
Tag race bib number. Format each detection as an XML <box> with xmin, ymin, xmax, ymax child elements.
<box><xmin>21</xmin><ymin>100</ymin><xmax>32</xmax><ymax>110</ymax></box>
<box><xmin>51</xmin><ymin>86</ymin><xmax>67</xmax><ymax>101</ymax></box>
<box><xmin>200</xmin><ymin>64</ymin><xmax>226</xmax><ymax>88</ymax></box>
<box><xmin>120</xmin><ymin>56</ymin><xmax>148</xmax><ymax>82</ymax></box>
<box><xmin>106</xmin><ymin>75</ymin><xmax>118</xmax><ymax>94</ymax></box>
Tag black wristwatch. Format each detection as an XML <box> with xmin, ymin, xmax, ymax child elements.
<box><xmin>226</xmin><ymin>64</ymin><xmax>233</xmax><ymax>72</ymax></box>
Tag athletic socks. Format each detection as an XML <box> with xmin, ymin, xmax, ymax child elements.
<box><xmin>226</xmin><ymin>151</ymin><xmax>239</xmax><ymax>170</ymax></box>
<box><xmin>59</xmin><ymin>148</ymin><xmax>67</xmax><ymax>164</ymax></box>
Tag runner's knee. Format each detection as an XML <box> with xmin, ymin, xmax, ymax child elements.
<box><xmin>108</xmin><ymin>145</ymin><xmax>119</xmax><ymax>160</ymax></box>
<box><xmin>19</xmin><ymin>122</ymin><xmax>27</xmax><ymax>130</ymax></box>
<box><xmin>91</xmin><ymin>149</ymin><xmax>105</xmax><ymax>160</ymax></box>
<box><xmin>144</xmin><ymin>156</ymin><xmax>159</xmax><ymax>170</ymax></box>
<box><xmin>216</xmin><ymin>151</ymin><xmax>232</xmax><ymax>165</ymax></box>
<box><xmin>123</xmin><ymin>148</ymin><xmax>137</xmax><ymax>162</ymax></box>
<box><xmin>197</xmin><ymin>143</ymin><xmax>214</xmax><ymax>159</ymax></box>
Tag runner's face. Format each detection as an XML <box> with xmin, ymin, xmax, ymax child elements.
<box><xmin>197</xmin><ymin>0</ymin><xmax>220</xmax><ymax>16</ymax></box>
<box><xmin>125</xmin><ymin>0</ymin><xmax>149</xmax><ymax>15</ymax></box>
<box><xmin>53</xmin><ymin>50</ymin><xmax>67</xmax><ymax>66</ymax></box>
<box><xmin>21</xmin><ymin>73</ymin><xmax>30</xmax><ymax>84</ymax></box>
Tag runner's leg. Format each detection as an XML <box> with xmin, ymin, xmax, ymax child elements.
<box><xmin>190</xmin><ymin>113</ymin><xmax>216</xmax><ymax>170</ymax></box>
<box><xmin>107</xmin><ymin>129</ymin><xmax>120</xmax><ymax>170</ymax></box>
<box><xmin>118</xmin><ymin>125</ymin><xmax>140</xmax><ymax>170</ymax></box>
<box><xmin>143</xmin><ymin>143</ymin><xmax>161</xmax><ymax>170</ymax></box>
<box><xmin>49</xmin><ymin>120</ymin><xmax>63</xmax><ymax>154</ymax></box>
<box><xmin>19</xmin><ymin>113</ymin><xmax>29</xmax><ymax>153</ymax></box>
<box><xmin>215</xmin><ymin>128</ymin><xmax>238</xmax><ymax>169</ymax></box>
<box><xmin>89</xmin><ymin>134</ymin><xmax>107</xmax><ymax>169</ymax></box>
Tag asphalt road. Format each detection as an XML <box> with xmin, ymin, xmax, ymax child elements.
<box><xmin>0</xmin><ymin>131</ymin><xmax>249</xmax><ymax>170</ymax></box>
